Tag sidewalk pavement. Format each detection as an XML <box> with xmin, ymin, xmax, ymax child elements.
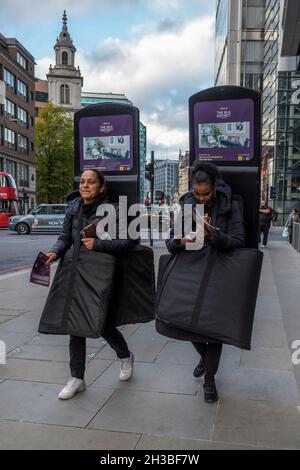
<box><xmin>0</xmin><ymin>229</ymin><xmax>300</xmax><ymax>450</ymax></box>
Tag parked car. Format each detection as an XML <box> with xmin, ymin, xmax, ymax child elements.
<box><xmin>8</xmin><ymin>204</ymin><xmax>68</xmax><ymax>235</ymax></box>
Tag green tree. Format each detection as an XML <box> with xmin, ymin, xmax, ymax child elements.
<box><xmin>35</xmin><ymin>103</ymin><xmax>74</xmax><ymax>203</ymax></box>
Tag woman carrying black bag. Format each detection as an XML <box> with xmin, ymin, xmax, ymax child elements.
<box><xmin>43</xmin><ymin>169</ymin><xmax>135</xmax><ymax>400</ymax></box>
<box><xmin>158</xmin><ymin>162</ymin><xmax>245</xmax><ymax>404</ymax></box>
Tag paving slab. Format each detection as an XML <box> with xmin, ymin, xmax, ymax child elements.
<box><xmin>0</xmin><ymin>316</ymin><xmax>14</xmax><ymax>324</ymax></box>
<box><xmin>96</xmin><ymin>338</ymin><xmax>165</xmax><ymax>363</ymax></box>
<box><xmin>0</xmin><ymin>317</ymin><xmax>39</xmax><ymax>334</ymax></box>
<box><xmin>155</xmin><ymin>341</ymin><xmax>200</xmax><ymax>365</ymax></box>
<box><xmin>129</xmin><ymin>322</ymin><xmax>168</xmax><ymax>342</ymax></box>
<box><xmin>136</xmin><ymin>434</ymin><xmax>273</xmax><ymax>450</ymax></box>
<box><xmin>88</xmin><ymin>389</ymin><xmax>217</xmax><ymax>440</ymax></box>
<box><xmin>0</xmin><ymin>357</ymin><xmax>112</xmax><ymax>385</ymax></box>
<box><xmin>0</xmin><ymin>332</ymin><xmax>37</xmax><ymax>353</ymax></box>
<box><xmin>7</xmin><ymin>344</ymin><xmax>98</xmax><ymax>362</ymax></box>
<box><xmin>118</xmin><ymin>324</ymin><xmax>142</xmax><ymax>339</ymax></box>
<box><xmin>28</xmin><ymin>334</ymin><xmax>106</xmax><ymax>349</ymax></box>
<box><xmin>251</xmin><ymin>318</ymin><xmax>288</xmax><ymax>349</ymax></box>
<box><xmin>0</xmin><ymin>380</ymin><xmax>115</xmax><ymax>428</ymax></box>
<box><xmin>216</xmin><ymin>367</ymin><xmax>299</xmax><ymax>405</ymax></box>
<box><xmin>91</xmin><ymin>362</ymin><xmax>200</xmax><ymax>395</ymax></box>
<box><xmin>240</xmin><ymin>347</ymin><xmax>293</xmax><ymax>371</ymax></box>
<box><xmin>0</xmin><ymin>308</ymin><xmax>29</xmax><ymax>317</ymax></box>
<box><xmin>212</xmin><ymin>397</ymin><xmax>300</xmax><ymax>449</ymax></box>
<box><xmin>0</xmin><ymin>420</ymin><xmax>140</xmax><ymax>450</ymax></box>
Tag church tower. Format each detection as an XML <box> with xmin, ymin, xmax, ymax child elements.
<box><xmin>47</xmin><ymin>11</ymin><xmax>83</xmax><ymax>112</ymax></box>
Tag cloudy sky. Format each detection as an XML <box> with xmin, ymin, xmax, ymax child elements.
<box><xmin>0</xmin><ymin>0</ymin><xmax>216</xmax><ymax>159</ymax></box>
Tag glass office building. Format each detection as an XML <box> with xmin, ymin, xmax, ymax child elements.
<box><xmin>215</xmin><ymin>0</ymin><xmax>265</xmax><ymax>92</ymax></box>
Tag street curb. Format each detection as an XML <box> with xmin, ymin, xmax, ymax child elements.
<box><xmin>0</xmin><ymin>265</ymin><xmax>32</xmax><ymax>277</ymax></box>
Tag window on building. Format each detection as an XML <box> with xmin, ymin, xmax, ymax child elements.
<box><xmin>35</xmin><ymin>91</ymin><xmax>48</xmax><ymax>102</ymax></box>
<box><xmin>4</xmin><ymin>99</ymin><xmax>16</xmax><ymax>120</ymax></box>
<box><xmin>18</xmin><ymin>163</ymin><xmax>29</xmax><ymax>187</ymax></box>
<box><xmin>62</xmin><ymin>51</ymin><xmax>68</xmax><ymax>65</ymax></box>
<box><xmin>60</xmin><ymin>84</ymin><xmax>70</xmax><ymax>104</ymax></box>
<box><xmin>4</xmin><ymin>128</ymin><xmax>16</xmax><ymax>149</ymax></box>
<box><xmin>5</xmin><ymin>160</ymin><xmax>17</xmax><ymax>180</ymax></box>
<box><xmin>17</xmin><ymin>107</ymin><xmax>27</xmax><ymax>126</ymax></box>
<box><xmin>18</xmin><ymin>134</ymin><xmax>28</xmax><ymax>154</ymax></box>
<box><xmin>17</xmin><ymin>51</ymin><xmax>27</xmax><ymax>69</ymax></box>
<box><xmin>17</xmin><ymin>79</ymin><xmax>28</xmax><ymax>100</ymax></box>
<box><xmin>4</xmin><ymin>69</ymin><xmax>15</xmax><ymax>93</ymax></box>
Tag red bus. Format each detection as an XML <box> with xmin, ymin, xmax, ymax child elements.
<box><xmin>0</xmin><ymin>172</ymin><xmax>19</xmax><ymax>229</ymax></box>
<box><xmin>145</xmin><ymin>189</ymin><xmax>166</xmax><ymax>206</ymax></box>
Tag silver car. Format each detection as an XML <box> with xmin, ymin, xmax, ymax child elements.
<box><xmin>8</xmin><ymin>204</ymin><xmax>68</xmax><ymax>235</ymax></box>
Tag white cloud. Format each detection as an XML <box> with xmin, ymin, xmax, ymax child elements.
<box><xmin>35</xmin><ymin>15</ymin><xmax>215</xmax><ymax>157</ymax></box>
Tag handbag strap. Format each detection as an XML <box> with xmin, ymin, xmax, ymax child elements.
<box><xmin>61</xmin><ymin>206</ymin><xmax>83</xmax><ymax>326</ymax></box>
<box><xmin>191</xmin><ymin>247</ymin><xmax>218</xmax><ymax>328</ymax></box>
<box><xmin>155</xmin><ymin>253</ymin><xmax>179</xmax><ymax>310</ymax></box>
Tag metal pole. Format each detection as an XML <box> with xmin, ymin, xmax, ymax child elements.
<box><xmin>150</xmin><ymin>150</ymin><xmax>154</xmax><ymax>247</ymax></box>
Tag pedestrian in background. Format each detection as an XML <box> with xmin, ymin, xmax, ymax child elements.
<box><xmin>285</xmin><ymin>208</ymin><xmax>300</xmax><ymax>244</ymax></box>
<box><xmin>258</xmin><ymin>200</ymin><xmax>273</xmax><ymax>248</ymax></box>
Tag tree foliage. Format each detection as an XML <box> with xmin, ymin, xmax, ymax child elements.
<box><xmin>35</xmin><ymin>103</ymin><xmax>74</xmax><ymax>203</ymax></box>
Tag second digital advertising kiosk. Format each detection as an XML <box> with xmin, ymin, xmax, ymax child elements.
<box><xmin>189</xmin><ymin>85</ymin><xmax>261</xmax><ymax>248</ymax></box>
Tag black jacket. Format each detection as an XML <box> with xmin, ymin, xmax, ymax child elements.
<box><xmin>50</xmin><ymin>193</ymin><xmax>135</xmax><ymax>256</ymax></box>
<box><xmin>259</xmin><ymin>206</ymin><xmax>273</xmax><ymax>226</ymax></box>
<box><xmin>166</xmin><ymin>179</ymin><xmax>245</xmax><ymax>254</ymax></box>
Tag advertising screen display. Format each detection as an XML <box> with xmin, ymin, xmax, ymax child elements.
<box><xmin>194</xmin><ymin>98</ymin><xmax>254</xmax><ymax>162</ymax></box>
<box><xmin>79</xmin><ymin>114</ymin><xmax>133</xmax><ymax>172</ymax></box>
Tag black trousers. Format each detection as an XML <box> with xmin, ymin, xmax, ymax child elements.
<box><xmin>259</xmin><ymin>224</ymin><xmax>270</xmax><ymax>246</ymax></box>
<box><xmin>70</xmin><ymin>327</ymin><xmax>130</xmax><ymax>379</ymax></box>
<box><xmin>192</xmin><ymin>341</ymin><xmax>223</xmax><ymax>383</ymax></box>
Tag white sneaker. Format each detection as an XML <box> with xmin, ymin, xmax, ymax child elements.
<box><xmin>58</xmin><ymin>377</ymin><xmax>86</xmax><ymax>400</ymax></box>
<box><xmin>261</xmin><ymin>245</ymin><xmax>266</xmax><ymax>248</ymax></box>
<box><xmin>119</xmin><ymin>352</ymin><xmax>134</xmax><ymax>381</ymax></box>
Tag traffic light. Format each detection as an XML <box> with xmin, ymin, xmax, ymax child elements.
<box><xmin>269</xmin><ymin>186</ymin><xmax>277</xmax><ymax>199</ymax></box>
<box><xmin>145</xmin><ymin>162</ymin><xmax>154</xmax><ymax>181</ymax></box>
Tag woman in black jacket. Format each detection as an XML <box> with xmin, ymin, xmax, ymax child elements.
<box><xmin>46</xmin><ymin>169</ymin><xmax>135</xmax><ymax>400</ymax></box>
<box><xmin>161</xmin><ymin>161</ymin><xmax>245</xmax><ymax>404</ymax></box>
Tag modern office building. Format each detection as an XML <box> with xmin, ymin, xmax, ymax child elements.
<box><xmin>262</xmin><ymin>0</ymin><xmax>300</xmax><ymax>223</ymax></box>
<box><xmin>215</xmin><ymin>0</ymin><xmax>266</xmax><ymax>92</ymax></box>
<box><xmin>0</xmin><ymin>33</ymin><xmax>36</xmax><ymax>212</ymax></box>
<box><xmin>81</xmin><ymin>92</ymin><xmax>133</xmax><ymax>107</ymax></box>
<box><xmin>215</xmin><ymin>0</ymin><xmax>300</xmax><ymax>224</ymax></box>
<box><xmin>153</xmin><ymin>158</ymin><xmax>179</xmax><ymax>204</ymax></box>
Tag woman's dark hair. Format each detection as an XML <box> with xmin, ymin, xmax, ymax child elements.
<box><xmin>191</xmin><ymin>161</ymin><xmax>221</xmax><ymax>186</ymax></box>
<box><xmin>80</xmin><ymin>168</ymin><xmax>107</xmax><ymax>194</ymax></box>
<box><xmin>292</xmin><ymin>208</ymin><xmax>299</xmax><ymax>213</ymax></box>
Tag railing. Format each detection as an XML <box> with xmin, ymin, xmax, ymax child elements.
<box><xmin>292</xmin><ymin>222</ymin><xmax>300</xmax><ymax>253</ymax></box>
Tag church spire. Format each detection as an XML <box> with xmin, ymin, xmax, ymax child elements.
<box><xmin>62</xmin><ymin>10</ymin><xmax>68</xmax><ymax>31</ymax></box>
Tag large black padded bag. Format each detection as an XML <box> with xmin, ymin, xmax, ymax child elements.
<box><xmin>155</xmin><ymin>246</ymin><xmax>263</xmax><ymax>350</ymax></box>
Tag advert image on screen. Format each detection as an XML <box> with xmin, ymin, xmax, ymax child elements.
<box><xmin>83</xmin><ymin>135</ymin><xmax>131</xmax><ymax>171</ymax></box>
<box><xmin>199</xmin><ymin>122</ymin><xmax>250</xmax><ymax>149</ymax></box>
<box><xmin>194</xmin><ymin>98</ymin><xmax>254</xmax><ymax>162</ymax></box>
